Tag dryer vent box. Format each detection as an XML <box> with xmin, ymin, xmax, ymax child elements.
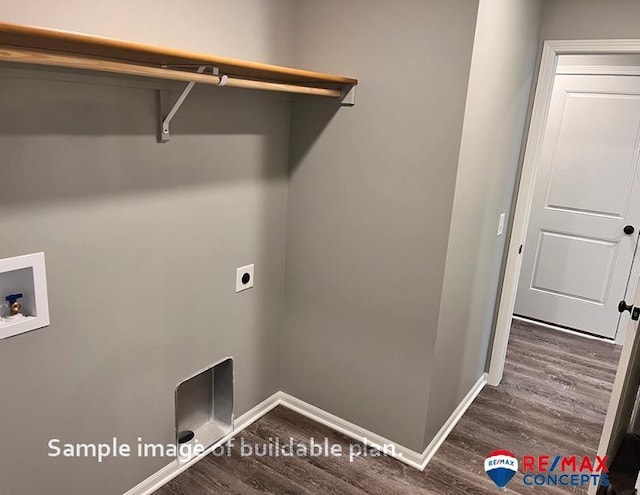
<box><xmin>175</xmin><ymin>357</ymin><xmax>234</xmax><ymax>463</ymax></box>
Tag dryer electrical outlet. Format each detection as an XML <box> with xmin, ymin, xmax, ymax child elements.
<box><xmin>235</xmin><ymin>264</ymin><xmax>254</xmax><ymax>293</ymax></box>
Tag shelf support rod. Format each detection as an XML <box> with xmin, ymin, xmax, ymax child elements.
<box><xmin>159</xmin><ymin>66</ymin><xmax>228</xmax><ymax>143</ymax></box>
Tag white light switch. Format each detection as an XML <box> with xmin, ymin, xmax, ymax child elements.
<box><xmin>497</xmin><ymin>213</ymin><xmax>506</xmax><ymax>237</ymax></box>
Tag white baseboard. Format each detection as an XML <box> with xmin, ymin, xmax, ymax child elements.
<box><xmin>277</xmin><ymin>373</ymin><xmax>487</xmax><ymax>470</ymax></box>
<box><xmin>123</xmin><ymin>374</ymin><xmax>487</xmax><ymax>493</ymax></box>
<box><xmin>123</xmin><ymin>461</ymin><xmax>177</xmax><ymax>495</ymax></box>
<box><xmin>419</xmin><ymin>373</ymin><xmax>487</xmax><ymax>468</ymax></box>
<box><xmin>276</xmin><ymin>391</ymin><xmax>425</xmax><ymax>469</ymax></box>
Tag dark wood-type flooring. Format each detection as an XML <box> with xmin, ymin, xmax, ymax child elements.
<box><xmin>156</xmin><ymin>319</ymin><xmax>621</xmax><ymax>495</ymax></box>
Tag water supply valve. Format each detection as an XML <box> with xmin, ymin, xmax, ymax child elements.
<box><xmin>5</xmin><ymin>293</ymin><xmax>23</xmax><ymax>317</ymax></box>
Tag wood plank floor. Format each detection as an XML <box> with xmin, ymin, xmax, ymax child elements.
<box><xmin>156</xmin><ymin>319</ymin><xmax>621</xmax><ymax>495</ymax></box>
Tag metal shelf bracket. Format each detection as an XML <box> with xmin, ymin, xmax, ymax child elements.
<box><xmin>158</xmin><ymin>66</ymin><xmax>228</xmax><ymax>143</ymax></box>
<box><xmin>341</xmin><ymin>86</ymin><xmax>356</xmax><ymax>107</ymax></box>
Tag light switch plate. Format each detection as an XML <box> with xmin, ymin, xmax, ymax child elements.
<box><xmin>235</xmin><ymin>264</ymin><xmax>254</xmax><ymax>293</ymax></box>
<box><xmin>497</xmin><ymin>213</ymin><xmax>506</xmax><ymax>237</ymax></box>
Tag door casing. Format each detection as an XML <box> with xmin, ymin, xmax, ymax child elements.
<box><xmin>587</xmin><ymin>279</ymin><xmax>640</xmax><ymax>495</ymax></box>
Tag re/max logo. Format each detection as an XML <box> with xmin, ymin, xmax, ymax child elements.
<box><xmin>522</xmin><ymin>455</ymin><xmax>608</xmax><ymax>473</ymax></box>
<box><xmin>486</xmin><ymin>458</ymin><xmax>516</xmax><ymax>468</ymax></box>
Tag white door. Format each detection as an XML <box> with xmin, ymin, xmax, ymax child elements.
<box><xmin>515</xmin><ymin>75</ymin><xmax>640</xmax><ymax>339</ymax></box>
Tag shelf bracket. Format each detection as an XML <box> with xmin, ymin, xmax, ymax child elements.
<box><xmin>158</xmin><ymin>66</ymin><xmax>228</xmax><ymax>143</ymax></box>
<box><xmin>341</xmin><ymin>86</ymin><xmax>357</xmax><ymax>107</ymax></box>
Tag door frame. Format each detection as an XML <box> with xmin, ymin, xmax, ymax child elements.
<box><xmin>488</xmin><ymin>39</ymin><xmax>640</xmax><ymax>387</ymax></box>
<box><xmin>587</xmin><ymin>281</ymin><xmax>640</xmax><ymax>495</ymax></box>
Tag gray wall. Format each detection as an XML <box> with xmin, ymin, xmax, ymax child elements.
<box><xmin>541</xmin><ymin>0</ymin><xmax>640</xmax><ymax>40</ymax></box>
<box><xmin>0</xmin><ymin>1</ymin><xmax>293</xmax><ymax>494</ymax></box>
<box><xmin>281</xmin><ymin>0</ymin><xmax>479</xmax><ymax>452</ymax></box>
<box><xmin>425</xmin><ymin>0</ymin><xmax>543</xmax><ymax>442</ymax></box>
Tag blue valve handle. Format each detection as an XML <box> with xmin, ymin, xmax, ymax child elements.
<box><xmin>5</xmin><ymin>293</ymin><xmax>23</xmax><ymax>304</ymax></box>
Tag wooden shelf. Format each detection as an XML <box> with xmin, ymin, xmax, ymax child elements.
<box><xmin>0</xmin><ymin>22</ymin><xmax>357</xmax><ymax>97</ymax></box>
